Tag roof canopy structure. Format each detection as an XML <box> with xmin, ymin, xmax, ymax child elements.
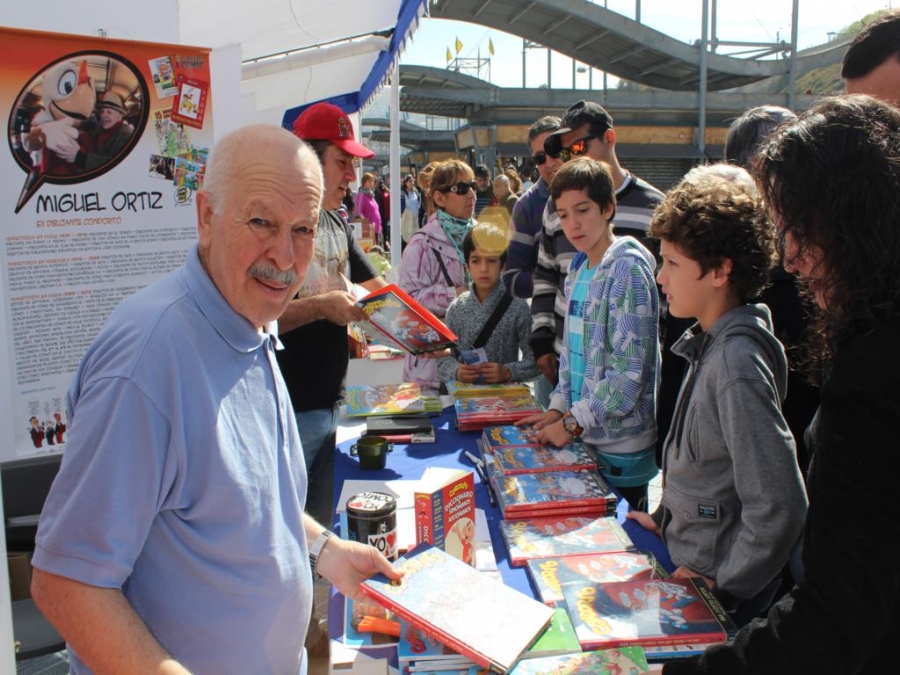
<box><xmin>430</xmin><ymin>0</ymin><xmax>848</xmax><ymax>91</ymax></box>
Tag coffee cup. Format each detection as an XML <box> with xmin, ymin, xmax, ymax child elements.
<box><xmin>349</xmin><ymin>435</ymin><xmax>393</xmax><ymax>470</ymax></box>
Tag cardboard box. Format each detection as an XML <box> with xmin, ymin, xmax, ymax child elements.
<box><xmin>8</xmin><ymin>550</ymin><xmax>32</xmax><ymax>601</ymax></box>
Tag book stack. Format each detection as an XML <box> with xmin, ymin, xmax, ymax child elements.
<box><xmin>476</xmin><ymin>426</ymin><xmax>617</xmax><ymax>519</ymax></box>
<box><xmin>345</xmin><ymin>383</ymin><xmax>441</xmax><ymax>444</ymax></box>
<box><xmin>499</xmin><ymin>515</ymin><xmax>636</xmax><ymax>568</ymax></box>
<box><xmin>360</xmin><ymin>545</ymin><xmax>554</xmax><ymax>675</ymax></box>
<box><xmin>446</xmin><ymin>381</ymin><xmax>533</xmax><ymax>399</ymax></box>
<box><xmin>454</xmin><ymin>394</ymin><xmax>543</xmax><ymax>432</ymax></box>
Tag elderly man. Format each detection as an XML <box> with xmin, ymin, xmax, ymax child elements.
<box><xmin>59</xmin><ymin>91</ymin><xmax>134</xmax><ymax>172</ymax></box>
<box><xmin>31</xmin><ymin>125</ymin><xmax>399</xmax><ymax>675</ymax></box>
<box><xmin>842</xmin><ymin>9</ymin><xmax>900</xmax><ymax>104</ymax></box>
<box><xmin>278</xmin><ymin>102</ymin><xmax>386</xmax><ymax>530</ymax></box>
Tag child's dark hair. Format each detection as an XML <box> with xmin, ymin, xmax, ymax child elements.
<box><xmin>549</xmin><ymin>157</ymin><xmax>615</xmax><ymax>216</ymax></box>
<box><xmin>650</xmin><ymin>164</ymin><xmax>775</xmax><ymax>303</ymax></box>
<box><xmin>463</xmin><ymin>221</ymin><xmax>509</xmax><ymax>265</ymax></box>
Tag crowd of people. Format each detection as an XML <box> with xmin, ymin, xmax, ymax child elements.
<box><xmin>28</xmin><ymin>9</ymin><xmax>900</xmax><ymax>675</ymax></box>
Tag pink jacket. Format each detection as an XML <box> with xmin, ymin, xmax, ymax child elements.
<box><xmin>397</xmin><ymin>213</ymin><xmax>468</xmax><ymax>393</ymax></box>
<box><xmin>356</xmin><ymin>190</ymin><xmax>382</xmax><ymax>235</ymax></box>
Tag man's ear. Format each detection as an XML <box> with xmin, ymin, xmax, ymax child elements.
<box><xmin>603</xmin><ymin>127</ymin><xmax>616</xmax><ymax>148</ymax></box>
<box><xmin>196</xmin><ymin>190</ymin><xmax>214</xmax><ymax>248</ymax></box>
<box><xmin>711</xmin><ymin>258</ymin><xmax>733</xmax><ymax>288</ymax></box>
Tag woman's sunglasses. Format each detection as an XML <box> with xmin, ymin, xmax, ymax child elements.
<box><xmin>440</xmin><ymin>180</ymin><xmax>477</xmax><ymax>194</ymax></box>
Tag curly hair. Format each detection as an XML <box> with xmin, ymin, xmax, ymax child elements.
<box><xmin>650</xmin><ymin>163</ymin><xmax>775</xmax><ymax>303</ymax></box>
<box><xmin>756</xmin><ymin>95</ymin><xmax>900</xmax><ymax>380</ymax></box>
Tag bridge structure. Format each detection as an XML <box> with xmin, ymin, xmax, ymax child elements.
<box><xmin>364</xmin><ymin>0</ymin><xmax>849</xmax><ymax>189</ymax></box>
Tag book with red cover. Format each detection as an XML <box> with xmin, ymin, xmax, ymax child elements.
<box><xmin>359</xmin><ymin>545</ymin><xmax>554</xmax><ymax>675</ymax></box>
<box><xmin>495</xmin><ymin>470</ymin><xmax>617</xmax><ymax>516</ymax></box>
<box><xmin>492</xmin><ymin>444</ymin><xmax>597</xmax><ymax>475</ymax></box>
<box><xmin>455</xmin><ymin>395</ymin><xmax>542</xmax><ymax>432</ymax></box>
<box><xmin>499</xmin><ymin>515</ymin><xmax>635</xmax><ymax>567</ymax></box>
<box><xmin>357</xmin><ymin>284</ymin><xmax>457</xmax><ymax>355</ymax></box>
<box><xmin>527</xmin><ymin>552</ymin><xmax>668</xmax><ymax>606</ymax></box>
<box><xmin>561</xmin><ymin>577</ymin><xmax>736</xmax><ymax>651</ymax></box>
<box><xmin>415</xmin><ymin>469</ymin><xmax>477</xmax><ymax>566</ymax></box>
<box><xmin>481</xmin><ymin>425</ymin><xmax>542</xmax><ymax>448</ymax></box>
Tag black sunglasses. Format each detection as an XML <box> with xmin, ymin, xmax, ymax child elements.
<box><xmin>532</xmin><ymin>151</ymin><xmax>548</xmax><ymax>166</ymax></box>
<box><xmin>440</xmin><ymin>180</ymin><xmax>477</xmax><ymax>195</ymax></box>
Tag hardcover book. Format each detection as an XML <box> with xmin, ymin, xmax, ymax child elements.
<box><xmin>560</xmin><ymin>577</ymin><xmax>736</xmax><ymax>651</ymax></box>
<box><xmin>357</xmin><ymin>284</ymin><xmax>457</xmax><ymax>355</ymax></box>
<box><xmin>415</xmin><ymin>468</ymin><xmax>477</xmax><ymax>566</ymax></box>
<box><xmin>500</xmin><ymin>516</ymin><xmax>635</xmax><ymax>567</ymax></box>
<box><xmin>446</xmin><ymin>382</ymin><xmax>532</xmax><ymax>399</ymax></box>
<box><xmin>346</xmin><ymin>383</ymin><xmax>426</xmax><ymax>417</ymax></box>
<box><xmin>455</xmin><ymin>395</ymin><xmax>542</xmax><ymax>432</ymax></box>
<box><xmin>359</xmin><ymin>546</ymin><xmax>554</xmax><ymax>675</ymax></box>
<box><xmin>398</xmin><ymin>619</ymin><xmax>469</xmax><ymax>663</ymax></box>
<box><xmin>495</xmin><ymin>471</ymin><xmax>618</xmax><ymax>517</ymax></box>
<box><xmin>509</xmin><ymin>647</ymin><xmax>650</xmax><ymax>675</ymax></box>
<box><xmin>492</xmin><ymin>444</ymin><xmax>597</xmax><ymax>475</ymax></box>
<box><xmin>481</xmin><ymin>425</ymin><xmax>542</xmax><ymax>448</ymax></box>
<box><xmin>526</xmin><ymin>552</ymin><xmax>668</xmax><ymax>606</ymax></box>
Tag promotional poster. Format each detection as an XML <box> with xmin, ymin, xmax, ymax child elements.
<box><xmin>0</xmin><ymin>28</ymin><xmax>214</xmax><ymax>461</ymax></box>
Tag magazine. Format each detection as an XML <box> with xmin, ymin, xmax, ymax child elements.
<box><xmin>357</xmin><ymin>284</ymin><xmax>457</xmax><ymax>355</ymax></box>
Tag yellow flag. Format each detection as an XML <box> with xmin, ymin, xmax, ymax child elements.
<box><xmin>455</xmin><ymin>36</ymin><xmax>463</xmax><ymax>54</ymax></box>
<box><xmin>489</xmin><ymin>38</ymin><xmax>495</xmax><ymax>56</ymax></box>
<box><xmin>446</xmin><ymin>47</ymin><xmax>452</xmax><ymax>63</ymax></box>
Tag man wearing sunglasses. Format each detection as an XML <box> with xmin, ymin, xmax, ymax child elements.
<box><xmin>530</xmin><ymin>100</ymin><xmax>664</xmax><ymax>406</ymax></box>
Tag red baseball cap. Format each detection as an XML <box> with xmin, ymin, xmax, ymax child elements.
<box><xmin>292</xmin><ymin>102</ymin><xmax>375</xmax><ymax>159</ymax></box>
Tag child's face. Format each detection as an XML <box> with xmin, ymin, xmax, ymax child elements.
<box><xmin>657</xmin><ymin>239</ymin><xmax>719</xmax><ymax>324</ymax></box>
<box><xmin>467</xmin><ymin>248</ymin><xmax>503</xmax><ymax>294</ymax></box>
<box><xmin>555</xmin><ymin>188</ymin><xmax>614</xmax><ymax>262</ymax></box>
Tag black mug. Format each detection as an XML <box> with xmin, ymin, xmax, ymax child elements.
<box><xmin>350</xmin><ymin>435</ymin><xmax>393</xmax><ymax>470</ymax></box>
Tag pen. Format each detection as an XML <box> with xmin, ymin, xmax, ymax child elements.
<box><xmin>464</xmin><ymin>449</ymin><xmax>484</xmax><ymax>468</ymax></box>
<box><xmin>472</xmin><ymin>461</ymin><xmax>497</xmax><ymax>507</ymax></box>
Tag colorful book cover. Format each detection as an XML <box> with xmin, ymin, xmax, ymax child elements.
<box><xmin>357</xmin><ymin>284</ymin><xmax>457</xmax><ymax>355</ymax></box>
<box><xmin>148</xmin><ymin>55</ymin><xmax>178</xmax><ymax>98</ymax></box>
<box><xmin>509</xmin><ymin>647</ymin><xmax>649</xmax><ymax>675</ymax></box>
<box><xmin>360</xmin><ymin>546</ymin><xmax>554</xmax><ymax>675</ymax></box>
<box><xmin>415</xmin><ymin>470</ymin><xmax>477</xmax><ymax>566</ymax></box>
<box><xmin>481</xmin><ymin>425</ymin><xmax>542</xmax><ymax>448</ymax></box>
<box><xmin>170</xmin><ymin>75</ymin><xmax>209</xmax><ymax>129</ymax></box>
<box><xmin>521</xmin><ymin>606</ymin><xmax>582</xmax><ymax>659</ymax></box>
<box><xmin>561</xmin><ymin>577</ymin><xmax>734</xmax><ymax>651</ymax></box>
<box><xmin>455</xmin><ymin>396</ymin><xmax>542</xmax><ymax>431</ymax></box>
<box><xmin>343</xmin><ymin>596</ymin><xmax>400</xmax><ymax>648</ymax></box>
<box><xmin>492</xmin><ymin>445</ymin><xmax>597</xmax><ymax>475</ymax></box>
<box><xmin>500</xmin><ymin>516</ymin><xmax>634</xmax><ymax>567</ymax></box>
<box><xmin>495</xmin><ymin>471</ymin><xmax>617</xmax><ymax>516</ymax></box>
<box><xmin>345</xmin><ymin>383</ymin><xmax>426</xmax><ymax>417</ymax></box>
<box><xmin>447</xmin><ymin>382</ymin><xmax>532</xmax><ymax>399</ymax></box>
<box><xmin>527</xmin><ymin>552</ymin><xmax>668</xmax><ymax>606</ymax></box>
<box><xmin>398</xmin><ymin>619</ymin><xmax>466</xmax><ymax>661</ymax></box>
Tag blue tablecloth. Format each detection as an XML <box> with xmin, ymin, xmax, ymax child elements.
<box><xmin>327</xmin><ymin>407</ymin><xmax>673</xmax><ymax>643</ymax></box>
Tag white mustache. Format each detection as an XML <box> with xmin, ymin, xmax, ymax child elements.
<box><xmin>249</xmin><ymin>265</ymin><xmax>298</xmax><ymax>286</ymax></box>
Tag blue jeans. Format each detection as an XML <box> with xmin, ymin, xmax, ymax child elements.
<box><xmin>296</xmin><ymin>407</ymin><xmax>339</xmax><ymax>528</ymax></box>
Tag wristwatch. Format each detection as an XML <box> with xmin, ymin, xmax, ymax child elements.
<box><xmin>309</xmin><ymin>529</ymin><xmax>335</xmax><ymax>579</ymax></box>
<box><xmin>562</xmin><ymin>410</ymin><xmax>584</xmax><ymax>439</ymax></box>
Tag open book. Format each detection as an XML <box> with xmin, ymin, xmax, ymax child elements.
<box><xmin>357</xmin><ymin>284</ymin><xmax>457</xmax><ymax>355</ymax></box>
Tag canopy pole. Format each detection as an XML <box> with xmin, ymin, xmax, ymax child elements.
<box><xmin>390</xmin><ymin>64</ymin><xmax>402</xmax><ymax>270</ymax></box>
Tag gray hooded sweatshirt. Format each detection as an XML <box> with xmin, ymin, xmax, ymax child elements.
<box><xmin>653</xmin><ymin>304</ymin><xmax>808</xmax><ymax>601</ymax></box>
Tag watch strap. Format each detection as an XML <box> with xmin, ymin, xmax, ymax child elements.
<box><xmin>309</xmin><ymin>529</ymin><xmax>334</xmax><ymax>579</ymax></box>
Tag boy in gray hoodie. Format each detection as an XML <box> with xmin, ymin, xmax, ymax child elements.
<box><xmin>627</xmin><ymin>164</ymin><xmax>808</xmax><ymax>626</ymax></box>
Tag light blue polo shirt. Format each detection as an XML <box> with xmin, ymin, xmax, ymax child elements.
<box><xmin>33</xmin><ymin>245</ymin><xmax>311</xmax><ymax>674</ymax></box>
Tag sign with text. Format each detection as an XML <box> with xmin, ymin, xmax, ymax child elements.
<box><xmin>0</xmin><ymin>27</ymin><xmax>213</xmax><ymax>461</ymax></box>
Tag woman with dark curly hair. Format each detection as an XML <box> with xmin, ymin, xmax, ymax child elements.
<box><xmin>628</xmin><ymin>163</ymin><xmax>807</xmax><ymax>627</ymax></box>
<box><xmin>653</xmin><ymin>95</ymin><xmax>900</xmax><ymax>675</ymax></box>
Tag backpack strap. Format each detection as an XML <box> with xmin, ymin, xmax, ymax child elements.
<box><xmin>472</xmin><ymin>294</ymin><xmax>513</xmax><ymax>349</ymax></box>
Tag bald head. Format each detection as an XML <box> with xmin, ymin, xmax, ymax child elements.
<box><xmin>196</xmin><ymin>124</ymin><xmax>323</xmax><ymax>328</ymax></box>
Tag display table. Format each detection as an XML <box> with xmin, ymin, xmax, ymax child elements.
<box><xmin>327</xmin><ymin>405</ymin><xmax>674</xmax><ymax>646</ymax></box>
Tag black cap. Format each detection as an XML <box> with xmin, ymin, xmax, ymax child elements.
<box><xmin>544</xmin><ymin>100</ymin><xmax>614</xmax><ymax>158</ymax></box>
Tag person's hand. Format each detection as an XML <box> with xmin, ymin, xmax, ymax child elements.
<box><xmin>535</xmin><ymin>417</ymin><xmax>572</xmax><ymax>447</ymax></box>
<box><xmin>516</xmin><ymin>409</ymin><xmax>563</xmax><ymax>430</ymax></box>
<box><xmin>456</xmin><ymin>364</ymin><xmax>480</xmax><ymax>383</ymax></box>
<box><xmin>672</xmin><ymin>565</ymin><xmax>716</xmax><ymax>590</ymax></box>
<box><xmin>314</xmin><ymin>536</ymin><xmax>403</xmax><ymax>601</ymax></box>
<box><xmin>317</xmin><ymin>291</ymin><xmax>368</xmax><ymax>325</ymax></box>
<box><xmin>478</xmin><ymin>362</ymin><xmax>510</xmax><ymax>384</ymax></box>
<box><xmin>626</xmin><ymin>510</ymin><xmax>661</xmax><ymax>536</ymax></box>
<box><xmin>536</xmin><ymin>353</ymin><xmax>559</xmax><ymax>384</ymax></box>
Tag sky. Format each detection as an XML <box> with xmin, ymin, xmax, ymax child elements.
<box><xmin>400</xmin><ymin>0</ymin><xmax>894</xmax><ymax>89</ymax></box>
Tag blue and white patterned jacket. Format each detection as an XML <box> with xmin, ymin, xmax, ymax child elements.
<box><xmin>549</xmin><ymin>237</ymin><xmax>660</xmax><ymax>454</ymax></box>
